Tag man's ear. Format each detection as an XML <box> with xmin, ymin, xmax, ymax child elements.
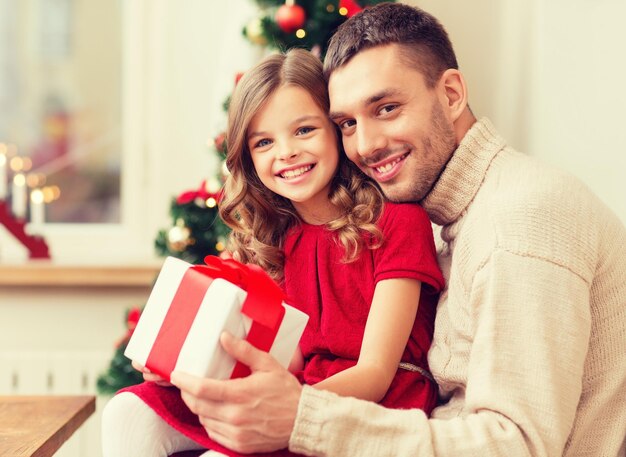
<box><xmin>439</xmin><ymin>69</ymin><xmax>467</xmax><ymax>122</ymax></box>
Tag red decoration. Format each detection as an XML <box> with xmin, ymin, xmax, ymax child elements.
<box><xmin>275</xmin><ymin>3</ymin><xmax>306</xmax><ymax>33</ymax></box>
<box><xmin>0</xmin><ymin>200</ymin><xmax>50</xmax><ymax>259</ymax></box>
<box><xmin>214</xmin><ymin>131</ymin><xmax>227</xmax><ymax>153</ymax></box>
<box><xmin>176</xmin><ymin>180</ymin><xmax>221</xmax><ymax>205</ymax></box>
<box><xmin>339</xmin><ymin>0</ymin><xmax>363</xmax><ymax>18</ymax></box>
<box><xmin>116</xmin><ymin>306</ymin><xmax>142</xmax><ymax>348</ymax></box>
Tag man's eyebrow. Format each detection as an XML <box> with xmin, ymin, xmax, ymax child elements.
<box><xmin>329</xmin><ymin>88</ymin><xmax>402</xmax><ymax>121</ymax></box>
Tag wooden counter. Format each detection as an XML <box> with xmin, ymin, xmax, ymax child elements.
<box><xmin>0</xmin><ymin>263</ymin><xmax>160</xmax><ymax>288</ymax></box>
<box><xmin>0</xmin><ymin>395</ymin><xmax>96</xmax><ymax>457</ymax></box>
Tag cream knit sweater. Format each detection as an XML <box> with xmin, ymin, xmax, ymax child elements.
<box><xmin>289</xmin><ymin>118</ymin><xmax>626</xmax><ymax>456</ymax></box>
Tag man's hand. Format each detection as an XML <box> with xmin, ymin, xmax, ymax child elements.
<box><xmin>170</xmin><ymin>332</ymin><xmax>303</xmax><ymax>454</ymax></box>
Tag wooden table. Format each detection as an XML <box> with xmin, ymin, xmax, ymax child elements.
<box><xmin>0</xmin><ymin>395</ymin><xmax>96</xmax><ymax>457</ymax></box>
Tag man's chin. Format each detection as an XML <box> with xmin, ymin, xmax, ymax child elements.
<box><xmin>380</xmin><ymin>184</ymin><xmax>422</xmax><ymax>203</ymax></box>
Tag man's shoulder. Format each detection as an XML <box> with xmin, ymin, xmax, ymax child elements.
<box><xmin>473</xmin><ymin>147</ymin><xmax>601</xmax><ymax>223</ymax></box>
<box><xmin>463</xmin><ymin>148</ymin><xmax>619</xmax><ymax>280</ymax></box>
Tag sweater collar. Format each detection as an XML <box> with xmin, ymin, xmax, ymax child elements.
<box><xmin>421</xmin><ymin>117</ymin><xmax>506</xmax><ymax>226</ymax></box>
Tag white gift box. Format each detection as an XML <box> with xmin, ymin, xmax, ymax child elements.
<box><xmin>125</xmin><ymin>256</ymin><xmax>308</xmax><ymax>381</ymax></box>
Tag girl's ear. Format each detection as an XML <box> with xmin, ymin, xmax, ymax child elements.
<box><xmin>439</xmin><ymin>69</ymin><xmax>467</xmax><ymax>122</ymax></box>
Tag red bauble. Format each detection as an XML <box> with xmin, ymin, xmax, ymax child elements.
<box><xmin>275</xmin><ymin>4</ymin><xmax>306</xmax><ymax>33</ymax></box>
<box><xmin>339</xmin><ymin>0</ymin><xmax>363</xmax><ymax>18</ymax></box>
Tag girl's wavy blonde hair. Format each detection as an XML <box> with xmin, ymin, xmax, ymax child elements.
<box><xmin>219</xmin><ymin>48</ymin><xmax>384</xmax><ymax>281</ymax></box>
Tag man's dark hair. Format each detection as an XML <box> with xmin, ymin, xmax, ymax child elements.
<box><xmin>323</xmin><ymin>2</ymin><xmax>458</xmax><ymax>88</ymax></box>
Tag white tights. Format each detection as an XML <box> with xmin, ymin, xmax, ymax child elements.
<box><xmin>101</xmin><ymin>392</ymin><xmax>227</xmax><ymax>457</ymax></box>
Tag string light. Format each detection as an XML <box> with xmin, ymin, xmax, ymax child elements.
<box><xmin>42</xmin><ymin>185</ymin><xmax>61</xmax><ymax>204</ymax></box>
<box><xmin>21</xmin><ymin>157</ymin><xmax>32</xmax><ymax>171</ymax></box>
<box><xmin>26</xmin><ymin>173</ymin><xmax>47</xmax><ymax>188</ymax></box>
<box><xmin>206</xmin><ymin>197</ymin><xmax>217</xmax><ymax>208</ymax></box>
<box><xmin>9</xmin><ymin>156</ymin><xmax>23</xmax><ymax>172</ymax></box>
<box><xmin>296</xmin><ymin>28</ymin><xmax>306</xmax><ymax>39</ymax></box>
<box><xmin>326</xmin><ymin>4</ymin><xmax>335</xmax><ymax>12</ymax></box>
<box><xmin>339</xmin><ymin>7</ymin><xmax>348</xmax><ymax>16</ymax></box>
<box><xmin>215</xmin><ymin>241</ymin><xmax>225</xmax><ymax>252</ymax></box>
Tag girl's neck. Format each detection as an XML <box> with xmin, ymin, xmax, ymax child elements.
<box><xmin>293</xmin><ymin>199</ymin><xmax>342</xmax><ymax>226</ymax></box>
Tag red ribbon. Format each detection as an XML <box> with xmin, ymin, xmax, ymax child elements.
<box><xmin>145</xmin><ymin>256</ymin><xmax>285</xmax><ymax>380</ymax></box>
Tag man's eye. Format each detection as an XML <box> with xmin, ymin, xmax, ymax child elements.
<box><xmin>380</xmin><ymin>105</ymin><xmax>397</xmax><ymax>115</ymax></box>
<box><xmin>340</xmin><ymin>119</ymin><xmax>356</xmax><ymax>129</ymax></box>
<box><xmin>296</xmin><ymin>126</ymin><xmax>315</xmax><ymax>135</ymax></box>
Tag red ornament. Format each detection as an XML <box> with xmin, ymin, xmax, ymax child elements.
<box><xmin>214</xmin><ymin>131</ymin><xmax>227</xmax><ymax>153</ymax></box>
<box><xmin>275</xmin><ymin>3</ymin><xmax>306</xmax><ymax>33</ymax></box>
<box><xmin>339</xmin><ymin>0</ymin><xmax>363</xmax><ymax>18</ymax></box>
<box><xmin>234</xmin><ymin>72</ymin><xmax>244</xmax><ymax>86</ymax></box>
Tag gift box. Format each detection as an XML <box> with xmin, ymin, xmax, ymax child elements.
<box><xmin>124</xmin><ymin>256</ymin><xmax>308</xmax><ymax>381</ymax></box>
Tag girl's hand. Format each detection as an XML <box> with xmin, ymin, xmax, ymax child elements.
<box><xmin>131</xmin><ymin>360</ymin><xmax>174</xmax><ymax>387</ymax></box>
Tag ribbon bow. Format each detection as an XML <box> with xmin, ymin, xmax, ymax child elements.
<box><xmin>200</xmin><ymin>256</ymin><xmax>285</xmax><ymax>378</ymax></box>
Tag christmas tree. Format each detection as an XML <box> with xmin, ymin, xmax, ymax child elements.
<box><xmin>243</xmin><ymin>0</ymin><xmax>392</xmax><ymax>57</ymax></box>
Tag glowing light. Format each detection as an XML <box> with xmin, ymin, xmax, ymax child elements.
<box><xmin>42</xmin><ymin>185</ymin><xmax>61</xmax><ymax>203</ymax></box>
<box><xmin>26</xmin><ymin>173</ymin><xmax>47</xmax><ymax>188</ymax></box>
<box><xmin>296</xmin><ymin>29</ymin><xmax>306</xmax><ymax>39</ymax></box>
<box><xmin>326</xmin><ymin>4</ymin><xmax>335</xmax><ymax>12</ymax></box>
<box><xmin>215</xmin><ymin>241</ymin><xmax>225</xmax><ymax>252</ymax></box>
<box><xmin>13</xmin><ymin>173</ymin><xmax>25</xmax><ymax>186</ymax></box>
<box><xmin>50</xmin><ymin>185</ymin><xmax>61</xmax><ymax>200</ymax></box>
<box><xmin>339</xmin><ymin>7</ymin><xmax>348</xmax><ymax>16</ymax></box>
<box><xmin>9</xmin><ymin>156</ymin><xmax>23</xmax><ymax>172</ymax></box>
<box><xmin>21</xmin><ymin>157</ymin><xmax>32</xmax><ymax>171</ymax></box>
<box><xmin>31</xmin><ymin>188</ymin><xmax>44</xmax><ymax>204</ymax></box>
<box><xmin>206</xmin><ymin>197</ymin><xmax>217</xmax><ymax>208</ymax></box>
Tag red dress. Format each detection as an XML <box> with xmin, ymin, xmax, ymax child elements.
<box><xmin>121</xmin><ymin>202</ymin><xmax>444</xmax><ymax>456</ymax></box>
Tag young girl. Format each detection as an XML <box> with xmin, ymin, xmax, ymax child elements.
<box><xmin>102</xmin><ymin>48</ymin><xmax>444</xmax><ymax>457</ymax></box>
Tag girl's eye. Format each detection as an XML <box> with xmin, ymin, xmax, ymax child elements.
<box><xmin>296</xmin><ymin>126</ymin><xmax>315</xmax><ymax>135</ymax></box>
<box><xmin>255</xmin><ymin>138</ymin><xmax>272</xmax><ymax>148</ymax></box>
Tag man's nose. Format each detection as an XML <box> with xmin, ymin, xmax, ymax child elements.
<box><xmin>355</xmin><ymin>123</ymin><xmax>387</xmax><ymax>159</ymax></box>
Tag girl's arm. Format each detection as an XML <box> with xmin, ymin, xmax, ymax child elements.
<box><xmin>313</xmin><ymin>277</ymin><xmax>421</xmax><ymax>402</ymax></box>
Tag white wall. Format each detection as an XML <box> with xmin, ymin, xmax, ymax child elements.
<box><xmin>411</xmin><ymin>0</ymin><xmax>626</xmax><ymax>223</ymax></box>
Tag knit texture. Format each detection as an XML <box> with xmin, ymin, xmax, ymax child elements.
<box><xmin>289</xmin><ymin>118</ymin><xmax>626</xmax><ymax>457</ymax></box>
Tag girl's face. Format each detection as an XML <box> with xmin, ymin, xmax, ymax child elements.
<box><xmin>247</xmin><ymin>85</ymin><xmax>340</xmax><ymax>224</ymax></box>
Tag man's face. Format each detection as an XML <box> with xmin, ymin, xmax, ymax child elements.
<box><xmin>328</xmin><ymin>44</ymin><xmax>457</xmax><ymax>202</ymax></box>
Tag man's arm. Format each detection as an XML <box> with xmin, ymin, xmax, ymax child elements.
<box><xmin>289</xmin><ymin>251</ymin><xmax>591</xmax><ymax>457</ymax></box>
<box><xmin>171</xmin><ymin>332</ymin><xmax>301</xmax><ymax>454</ymax></box>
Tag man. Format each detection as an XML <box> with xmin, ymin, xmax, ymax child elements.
<box><xmin>172</xmin><ymin>3</ymin><xmax>626</xmax><ymax>456</ymax></box>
